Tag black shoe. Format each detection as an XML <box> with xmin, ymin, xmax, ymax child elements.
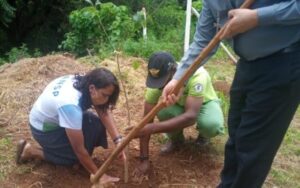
<box><xmin>160</xmin><ymin>141</ymin><xmax>181</xmax><ymax>155</ymax></box>
<box><xmin>195</xmin><ymin>135</ymin><xmax>210</xmax><ymax>147</ymax></box>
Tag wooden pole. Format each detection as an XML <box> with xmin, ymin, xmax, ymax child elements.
<box><xmin>115</xmin><ymin>52</ymin><xmax>130</xmax><ymax>183</ymax></box>
<box><xmin>90</xmin><ymin>0</ymin><xmax>255</xmax><ymax>184</ymax></box>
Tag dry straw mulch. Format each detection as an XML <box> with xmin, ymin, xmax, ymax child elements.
<box><xmin>0</xmin><ymin>54</ymin><xmax>147</xmax><ymax>140</ymax></box>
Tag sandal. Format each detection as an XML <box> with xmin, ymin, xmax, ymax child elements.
<box><xmin>16</xmin><ymin>139</ymin><xmax>27</xmax><ymax>164</ymax></box>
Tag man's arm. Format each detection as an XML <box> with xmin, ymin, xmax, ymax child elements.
<box><xmin>257</xmin><ymin>0</ymin><xmax>300</xmax><ymax>26</ymax></box>
<box><xmin>221</xmin><ymin>1</ymin><xmax>300</xmax><ymax>39</ymax></box>
<box><xmin>137</xmin><ymin>96</ymin><xmax>203</xmax><ymax>137</ymax></box>
<box><xmin>138</xmin><ymin>101</ymin><xmax>156</xmax><ymax>164</ymax></box>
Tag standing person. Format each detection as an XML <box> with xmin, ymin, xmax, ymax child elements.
<box><xmin>162</xmin><ymin>1</ymin><xmax>300</xmax><ymax>187</ymax></box>
<box><xmin>134</xmin><ymin>51</ymin><xmax>224</xmax><ymax>174</ymax></box>
<box><xmin>16</xmin><ymin>67</ymin><xmax>125</xmax><ymax>184</ymax></box>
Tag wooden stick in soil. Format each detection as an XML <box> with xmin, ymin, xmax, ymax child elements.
<box><xmin>115</xmin><ymin>52</ymin><xmax>130</xmax><ymax>183</ymax></box>
<box><xmin>90</xmin><ymin>0</ymin><xmax>255</xmax><ymax>184</ymax></box>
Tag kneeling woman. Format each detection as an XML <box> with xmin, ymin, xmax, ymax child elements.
<box><xmin>17</xmin><ymin>68</ymin><xmax>124</xmax><ymax>184</ymax></box>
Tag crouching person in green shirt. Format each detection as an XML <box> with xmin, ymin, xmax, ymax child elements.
<box><xmin>133</xmin><ymin>51</ymin><xmax>224</xmax><ymax>175</ymax></box>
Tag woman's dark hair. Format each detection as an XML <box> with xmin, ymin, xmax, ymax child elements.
<box><xmin>73</xmin><ymin>68</ymin><xmax>120</xmax><ymax>112</ymax></box>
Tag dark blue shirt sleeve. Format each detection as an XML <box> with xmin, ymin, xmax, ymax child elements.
<box><xmin>173</xmin><ymin>0</ymin><xmax>219</xmax><ymax>80</ymax></box>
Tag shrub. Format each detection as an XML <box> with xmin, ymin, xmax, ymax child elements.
<box><xmin>60</xmin><ymin>3</ymin><xmax>137</xmax><ymax>56</ymax></box>
<box><xmin>0</xmin><ymin>57</ymin><xmax>6</xmax><ymax>66</ymax></box>
<box><xmin>5</xmin><ymin>44</ymin><xmax>30</xmax><ymax>63</ymax></box>
<box><xmin>122</xmin><ymin>35</ymin><xmax>184</xmax><ymax>60</ymax></box>
<box><xmin>148</xmin><ymin>4</ymin><xmax>185</xmax><ymax>39</ymax></box>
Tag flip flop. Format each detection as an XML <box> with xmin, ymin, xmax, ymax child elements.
<box><xmin>16</xmin><ymin>139</ymin><xmax>27</xmax><ymax>164</ymax></box>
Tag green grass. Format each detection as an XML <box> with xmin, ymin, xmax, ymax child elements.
<box><xmin>0</xmin><ymin>130</ymin><xmax>34</xmax><ymax>183</ymax></box>
<box><xmin>205</xmin><ymin>48</ymin><xmax>236</xmax><ymax>82</ymax></box>
<box><xmin>266</xmin><ymin>108</ymin><xmax>300</xmax><ymax>188</ymax></box>
<box><xmin>280</xmin><ymin>127</ymin><xmax>300</xmax><ymax>156</ymax></box>
<box><xmin>0</xmin><ymin>135</ymin><xmax>14</xmax><ymax>181</ymax></box>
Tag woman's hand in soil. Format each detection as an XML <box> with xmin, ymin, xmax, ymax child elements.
<box><xmin>90</xmin><ymin>173</ymin><xmax>120</xmax><ymax>187</ymax></box>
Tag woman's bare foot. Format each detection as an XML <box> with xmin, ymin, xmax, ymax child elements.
<box><xmin>16</xmin><ymin>139</ymin><xmax>27</xmax><ymax>164</ymax></box>
<box><xmin>21</xmin><ymin>142</ymin><xmax>33</xmax><ymax>160</ymax></box>
<box><xmin>16</xmin><ymin>140</ymin><xmax>44</xmax><ymax>164</ymax></box>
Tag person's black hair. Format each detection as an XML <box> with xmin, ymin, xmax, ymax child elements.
<box><xmin>73</xmin><ymin>68</ymin><xmax>120</xmax><ymax>112</ymax></box>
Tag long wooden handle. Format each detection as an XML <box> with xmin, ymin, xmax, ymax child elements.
<box><xmin>91</xmin><ymin>0</ymin><xmax>255</xmax><ymax>184</ymax></box>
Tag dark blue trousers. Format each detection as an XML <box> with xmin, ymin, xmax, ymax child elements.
<box><xmin>218</xmin><ymin>50</ymin><xmax>300</xmax><ymax>188</ymax></box>
<box><xmin>31</xmin><ymin>111</ymin><xmax>107</xmax><ymax>165</ymax></box>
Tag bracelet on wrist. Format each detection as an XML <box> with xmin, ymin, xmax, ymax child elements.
<box><xmin>113</xmin><ymin>135</ymin><xmax>122</xmax><ymax>144</ymax></box>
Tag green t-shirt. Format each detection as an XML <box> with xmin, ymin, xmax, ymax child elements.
<box><xmin>145</xmin><ymin>68</ymin><xmax>218</xmax><ymax>106</ymax></box>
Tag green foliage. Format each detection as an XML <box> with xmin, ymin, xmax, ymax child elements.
<box><xmin>99</xmin><ymin>0</ymin><xmax>162</xmax><ymax>12</ymax></box>
<box><xmin>133</xmin><ymin>9</ymin><xmax>146</xmax><ymax>28</ymax></box>
<box><xmin>0</xmin><ymin>43</ymin><xmax>42</xmax><ymax>65</ymax></box>
<box><xmin>131</xmin><ymin>60</ymin><xmax>141</xmax><ymax>70</ymax></box>
<box><xmin>0</xmin><ymin>0</ymin><xmax>15</xmax><ymax>26</ymax></box>
<box><xmin>5</xmin><ymin>44</ymin><xmax>31</xmax><ymax>63</ymax></box>
<box><xmin>60</xmin><ymin>3</ymin><xmax>137</xmax><ymax>56</ymax></box>
<box><xmin>1</xmin><ymin>0</ymin><xmax>85</xmax><ymax>55</ymax></box>
<box><xmin>148</xmin><ymin>4</ymin><xmax>185</xmax><ymax>39</ymax></box>
<box><xmin>0</xmin><ymin>136</ymin><xmax>13</xmax><ymax>181</ymax></box>
<box><xmin>122</xmin><ymin>2</ymin><xmax>189</xmax><ymax>59</ymax></box>
<box><xmin>123</xmin><ymin>34</ymin><xmax>184</xmax><ymax>60</ymax></box>
<box><xmin>216</xmin><ymin>91</ymin><xmax>230</xmax><ymax>117</ymax></box>
<box><xmin>0</xmin><ymin>57</ymin><xmax>6</xmax><ymax>66</ymax></box>
<box><xmin>192</xmin><ymin>0</ymin><xmax>203</xmax><ymax>11</ymax></box>
<box><xmin>33</xmin><ymin>48</ymin><xmax>42</xmax><ymax>57</ymax></box>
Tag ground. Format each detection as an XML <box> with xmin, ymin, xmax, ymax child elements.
<box><xmin>0</xmin><ymin>55</ymin><xmax>299</xmax><ymax>188</ymax></box>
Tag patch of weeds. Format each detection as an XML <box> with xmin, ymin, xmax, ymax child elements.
<box><xmin>6</xmin><ymin>44</ymin><xmax>31</xmax><ymax>63</ymax></box>
<box><xmin>131</xmin><ymin>60</ymin><xmax>142</xmax><ymax>70</ymax></box>
<box><xmin>216</xmin><ymin>91</ymin><xmax>230</xmax><ymax>117</ymax></box>
<box><xmin>269</xmin><ymin>167</ymin><xmax>300</xmax><ymax>188</ymax></box>
<box><xmin>267</xmin><ymin>109</ymin><xmax>300</xmax><ymax>187</ymax></box>
<box><xmin>280</xmin><ymin>127</ymin><xmax>300</xmax><ymax>156</ymax></box>
<box><xmin>210</xmin><ymin>133</ymin><xmax>227</xmax><ymax>155</ymax></box>
<box><xmin>15</xmin><ymin>165</ymin><xmax>32</xmax><ymax>175</ymax></box>
<box><xmin>211</xmin><ymin>42</ymin><xmax>237</xmax><ymax>63</ymax></box>
<box><xmin>0</xmin><ymin>136</ymin><xmax>14</xmax><ymax>181</ymax></box>
<box><xmin>205</xmin><ymin>58</ymin><xmax>236</xmax><ymax>83</ymax></box>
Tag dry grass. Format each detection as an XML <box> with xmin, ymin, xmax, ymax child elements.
<box><xmin>0</xmin><ymin>54</ymin><xmax>148</xmax><ymax>184</ymax></box>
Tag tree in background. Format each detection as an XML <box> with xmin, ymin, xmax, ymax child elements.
<box><xmin>0</xmin><ymin>0</ymin><xmax>84</xmax><ymax>55</ymax></box>
<box><xmin>60</xmin><ymin>2</ymin><xmax>136</xmax><ymax>56</ymax></box>
<box><xmin>0</xmin><ymin>0</ymin><xmax>15</xmax><ymax>27</ymax></box>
